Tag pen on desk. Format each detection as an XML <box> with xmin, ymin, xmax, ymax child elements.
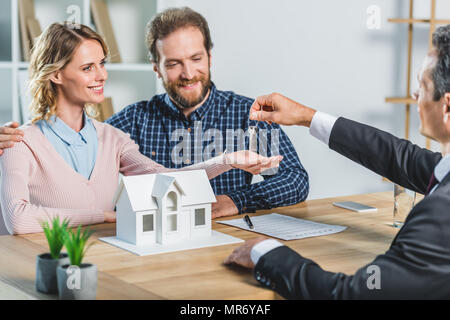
<box><xmin>244</xmin><ymin>215</ymin><xmax>254</xmax><ymax>229</ymax></box>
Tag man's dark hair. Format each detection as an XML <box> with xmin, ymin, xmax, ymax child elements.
<box><xmin>146</xmin><ymin>7</ymin><xmax>213</xmax><ymax>64</ymax></box>
<box><xmin>431</xmin><ymin>24</ymin><xmax>450</xmax><ymax>101</ymax></box>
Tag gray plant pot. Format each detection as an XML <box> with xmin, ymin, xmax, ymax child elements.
<box><xmin>56</xmin><ymin>263</ymin><xmax>97</xmax><ymax>300</ymax></box>
<box><xmin>35</xmin><ymin>253</ymin><xmax>70</xmax><ymax>294</ymax></box>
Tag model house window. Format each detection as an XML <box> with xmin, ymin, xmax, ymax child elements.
<box><xmin>167</xmin><ymin>214</ymin><xmax>177</xmax><ymax>232</ymax></box>
<box><xmin>143</xmin><ymin>214</ymin><xmax>154</xmax><ymax>232</ymax></box>
<box><xmin>167</xmin><ymin>191</ymin><xmax>177</xmax><ymax>212</ymax></box>
<box><xmin>195</xmin><ymin>208</ymin><xmax>206</xmax><ymax>226</ymax></box>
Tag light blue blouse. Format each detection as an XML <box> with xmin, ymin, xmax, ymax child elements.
<box><xmin>35</xmin><ymin>113</ymin><xmax>98</xmax><ymax>179</ymax></box>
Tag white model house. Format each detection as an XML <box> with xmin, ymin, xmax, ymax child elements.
<box><xmin>113</xmin><ymin>170</ymin><xmax>216</xmax><ymax>247</ymax></box>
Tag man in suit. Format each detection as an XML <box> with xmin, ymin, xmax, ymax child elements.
<box><xmin>224</xmin><ymin>24</ymin><xmax>450</xmax><ymax>299</ymax></box>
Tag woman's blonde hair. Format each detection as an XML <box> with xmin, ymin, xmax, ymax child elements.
<box><xmin>29</xmin><ymin>22</ymin><xmax>109</xmax><ymax>123</ymax></box>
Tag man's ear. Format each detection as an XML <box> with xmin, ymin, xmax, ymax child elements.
<box><xmin>49</xmin><ymin>71</ymin><xmax>63</xmax><ymax>85</ymax></box>
<box><xmin>152</xmin><ymin>63</ymin><xmax>162</xmax><ymax>79</ymax></box>
<box><xmin>444</xmin><ymin>92</ymin><xmax>450</xmax><ymax>123</ymax></box>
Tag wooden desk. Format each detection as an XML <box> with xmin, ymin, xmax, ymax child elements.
<box><xmin>0</xmin><ymin>191</ymin><xmax>402</xmax><ymax>300</ymax></box>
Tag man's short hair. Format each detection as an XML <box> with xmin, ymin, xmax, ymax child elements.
<box><xmin>431</xmin><ymin>24</ymin><xmax>450</xmax><ymax>101</ymax></box>
<box><xmin>146</xmin><ymin>7</ymin><xmax>213</xmax><ymax>64</ymax></box>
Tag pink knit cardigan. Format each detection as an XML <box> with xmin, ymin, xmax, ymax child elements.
<box><xmin>0</xmin><ymin>120</ymin><xmax>231</xmax><ymax>235</ymax></box>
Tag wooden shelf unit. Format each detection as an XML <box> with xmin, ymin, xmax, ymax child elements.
<box><xmin>385</xmin><ymin>0</ymin><xmax>448</xmax><ymax>149</ymax></box>
<box><xmin>0</xmin><ymin>0</ymin><xmax>158</xmax><ymax>124</ymax></box>
<box><xmin>388</xmin><ymin>18</ymin><xmax>450</xmax><ymax>24</ymax></box>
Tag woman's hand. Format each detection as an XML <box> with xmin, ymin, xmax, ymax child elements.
<box><xmin>104</xmin><ymin>211</ymin><xmax>116</xmax><ymax>223</ymax></box>
<box><xmin>225</xmin><ymin>150</ymin><xmax>283</xmax><ymax>175</ymax></box>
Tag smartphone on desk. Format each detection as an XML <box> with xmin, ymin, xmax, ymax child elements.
<box><xmin>333</xmin><ymin>201</ymin><xmax>377</xmax><ymax>212</ymax></box>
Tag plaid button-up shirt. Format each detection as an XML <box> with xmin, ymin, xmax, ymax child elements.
<box><xmin>106</xmin><ymin>83</ymin><xmax>309</xmax><ymax>213</ymax></box>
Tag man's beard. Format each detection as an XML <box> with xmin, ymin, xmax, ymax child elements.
<box><xmin>163</xmin><ymin>71</ymin><xmax>211</xmax><ymax>110</ymax></box>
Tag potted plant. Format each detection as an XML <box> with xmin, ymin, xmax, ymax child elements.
<box><xmin>56</xmin><ymin>225</ymin><xmax>97</xmax><ymax>300</ymax></box>
<box><xmin>36</xmin><ymin>217</ymin><xmax>70</xmax><ymax>294</ymax></box>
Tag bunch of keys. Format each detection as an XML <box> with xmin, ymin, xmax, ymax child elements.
<box><xmin>248</xmin><ymin>126</ymin><xmax>258</xmax><ymax>153</ymax></box>
<box><xmin>248</xmin><ymin>126</ymin><xmax>264</xmax><ymax>184</ymax></box>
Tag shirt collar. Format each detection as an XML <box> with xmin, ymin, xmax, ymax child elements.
<box><xmin>162</xmin><ymin>82</ymin><xmax>217</xmax><ymax>122</ymax></box>
<box><xmin>46</xmin><ymin>112</ymin><xmax>92</xmax><ymax>146</ymax></box>
<box><xmin>434</xmin><ymin>154</ymin><xmax>450</xmax><ymax>182</ymax></box>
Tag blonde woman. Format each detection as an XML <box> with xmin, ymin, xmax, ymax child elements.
<box><xmin>0</xmin><ymin>23</ymin><xmax>281</xmax><ymax>235</ymax></box>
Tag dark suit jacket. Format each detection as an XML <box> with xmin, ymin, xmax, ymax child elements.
<box><xmin>254</xmin><ymin>117</ymin><xmax>450</xmax><ymax>299</ymax></box>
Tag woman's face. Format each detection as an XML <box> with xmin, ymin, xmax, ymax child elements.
<box><xmin>53</xmin><ymin>39</ymin><xmax>108</xmax><ymax>107</ymax></box>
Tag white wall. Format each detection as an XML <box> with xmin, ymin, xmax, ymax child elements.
<box><xmin>157</xmin><ymin>0</ymin><xmax>450</xmax><ymax>200</ymax></box>
<box><xmin>108</xmin><ymin>0</ymin><xmax>157</xmax><ymax>63</ymax></box>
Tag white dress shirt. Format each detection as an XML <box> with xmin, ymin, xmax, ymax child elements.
<box><xmin>250</xmin><ymin>111</ymin><xmax>450</xmax><ymax>265</ymax></box>
<box><xmin>251</xmin><ymin>111</ymin><xmax>337</xmax><ymax>264</ymax></box>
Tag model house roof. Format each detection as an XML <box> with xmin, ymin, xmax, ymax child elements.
<box><xmin>115</xmin><ymin>170</ymin><xmax>216</xmax><ymax>212</ymax></box>
<box><xmin>151</xmin><ymin>174</ymin><xmax>186</xmax><ymax>200</ymax></box>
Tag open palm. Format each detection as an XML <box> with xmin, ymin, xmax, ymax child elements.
<box><xmin>225</xmin><ymin>150</ymin><xmax>283</xmax><ymax>175</ymax></box>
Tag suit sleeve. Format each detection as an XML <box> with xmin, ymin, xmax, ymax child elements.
<box><xmin>329</xmin><ymin>117</ymin><xmax>442</xmax><ymax>194</ymax></box>
<box><xmin>254</xmin><ymin>192</ymin><xmax>450</xmax><ymax>299</ymax></box>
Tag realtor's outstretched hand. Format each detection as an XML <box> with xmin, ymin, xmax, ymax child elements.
<box><xmin>0</xmin><ymin>122</ymin><xmax>24</xmax><ymax>155</ymax></box>
<box><xmin>249</xmin><ymin>93</ymin><xmax>317</xmax><ymax>128</ymax></box>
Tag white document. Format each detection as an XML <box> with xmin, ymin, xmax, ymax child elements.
<box><xmin>216</xmin><ymin>213</ymin><xmax>347</xmax><ymax>241</ymax></box>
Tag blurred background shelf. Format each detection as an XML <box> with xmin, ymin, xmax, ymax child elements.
<box><xmin>385</xmin><ymin>0</ymin><xmax>448</xmax><ymax>150</ymax></box>
<box><xmin>385</xmin><ymin>97</ymin><xmax>417</xmax><ymax>105</ymax></box>
<box><xmin>388</xmin><ymin>18</ymin><xmax>450</xmax><ymax>24</ymax></box>
<box><xmin>0</xmin><ymin>62</ymin><xmax>13</xmax><ymax>69</ymax></box>
<box><xmin>0</xmin><ymin>0</ymin><xmax>159</xmax><ymax>124</ymax></box>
